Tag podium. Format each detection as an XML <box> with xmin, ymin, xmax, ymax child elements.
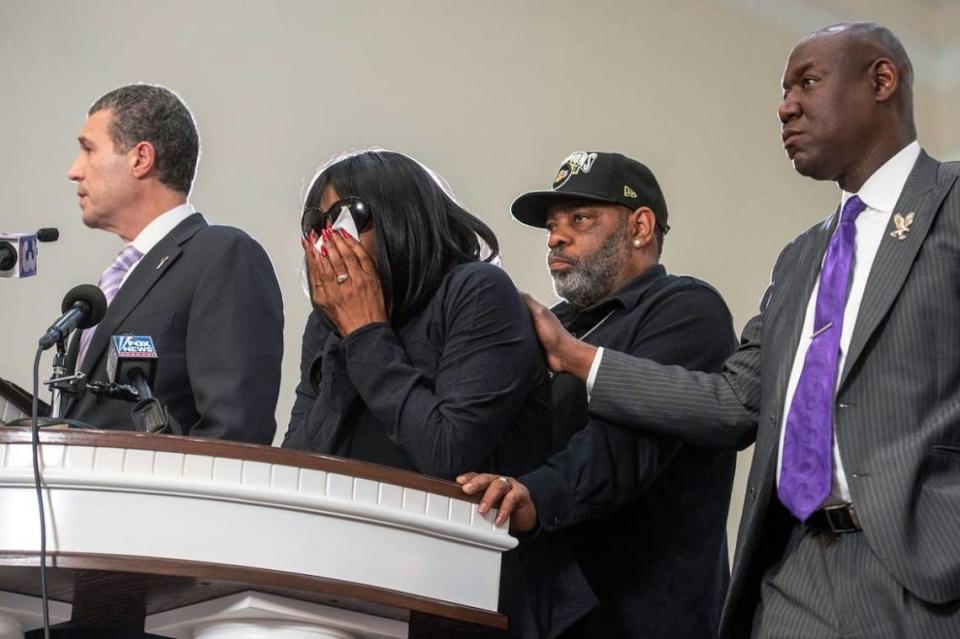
<box><xmin>0</xmin><ymin>429</ymin><xmax>514</xmax><ymax>638</ymax></box>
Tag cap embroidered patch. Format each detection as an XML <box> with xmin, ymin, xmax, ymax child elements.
<box><xmin>552</xmin><ymin>151</ymin><xmax>598</xmax><ymax>189</ymax></box>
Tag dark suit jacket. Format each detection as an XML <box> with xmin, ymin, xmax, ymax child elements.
<box><xmin>587</xmin><ymin>152</ymin><xmax>960</xmax><ymax>637</ymax></box>
<box><xmin>521</xmin><ymin>267</ymin><xmax>737</xmax><ymax>638</ymax></box>
<box><xmin>64</xmin><ymin>213</ymin><xmax>283</xmax><ymax>444</ymax></box>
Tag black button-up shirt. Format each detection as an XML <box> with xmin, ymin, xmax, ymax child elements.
<box><xmin>522</xmin><ymin>264</ymin><xmax>738</xmax><ymax>638</ymax></box>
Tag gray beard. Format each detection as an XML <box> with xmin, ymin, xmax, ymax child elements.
<box><xmin>551</xmin><ymin>228</ymin><xmax>628</xmax><ymax>310</ymax></box>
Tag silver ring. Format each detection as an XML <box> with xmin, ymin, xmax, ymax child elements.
<box><xmin>335</xmin><ymin>273</ymin><xmax>349</xmax><ymax>284</ymax></box>
<box><xmin>497</xmin><ymin>476</ymin><xmax>510</xmax><ymax>486</ymax></box>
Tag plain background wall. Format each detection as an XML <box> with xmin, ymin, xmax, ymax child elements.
<box><xmin>2</xmin><ymin>0</ymin><xmax>958</xmax><ymax>550</ymax></box>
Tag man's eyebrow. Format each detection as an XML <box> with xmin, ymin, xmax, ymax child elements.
<box><xmin>782</xmin><ymin>62</ymin><xmax>815</xmax><ymax>89</ymax></box>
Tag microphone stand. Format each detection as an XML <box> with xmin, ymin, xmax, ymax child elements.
<box><xmin>45</xmin><ymin>338</ymin><xmax>86</xmax><ymax>419</ymax></box>
<box><xmin>48</xmin><ymin>340</ymin><xmax>67</xmax><ymax>419</ymax></box>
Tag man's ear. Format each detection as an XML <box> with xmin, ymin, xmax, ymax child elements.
<box><xmin>871</xmin><ymin>58</ymin><xmax>899</xmax><ymax>103</ymax></box>
<box><xmin>129</xmin><ymin>141</ymin><xmax>156</xmax><ymax>179</ymax></box>
<box><xmin>629</xmin><ymin>206</ymin><xmax>656</xmax><ymax>246</ymax></box>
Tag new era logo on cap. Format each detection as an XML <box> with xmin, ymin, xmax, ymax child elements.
<box><xmin>511</xmin><ymin>151</ymin><xmax>669</xmax><ymax>230</ymax></box>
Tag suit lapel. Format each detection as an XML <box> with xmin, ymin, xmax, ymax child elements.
<box><xmin>838</xmin><ymin>152</ymin><xmax>954</xmax><ymax>388</ymax></box>
<box><xmin>79</xmin><ymin>213</ymin><xmax>206</xmax><ymax>376</ymax></box>
<box><xmin>768</xmin><ymin>216</ymin><xmax>837</xmax><ymax>414</ymax></box>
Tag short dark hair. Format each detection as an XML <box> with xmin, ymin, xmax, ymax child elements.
<box><xmin>89</xmin><ymin>84</ymin><xmax>200</xmax><ymax>195</ymax></box>
<box><xmin>304</xmin><ymin>150</ymin><xmax>500</xmax><ymax>327</ymax></box>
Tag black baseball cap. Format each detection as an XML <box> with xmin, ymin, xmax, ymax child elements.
<box><xmin>511</xmin><ymin>151</ymin><xmax>669</xmax><ymax>231</ymax></box>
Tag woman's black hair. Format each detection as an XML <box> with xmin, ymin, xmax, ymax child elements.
<box><xmin>303</xmin><ymin>150</ymin><xmax>500</xmax><ymax>327</ymax></box>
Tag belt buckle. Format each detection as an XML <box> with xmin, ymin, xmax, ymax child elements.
<box><xmin>821</xmin><ymin>503</ymin><xmax>862</xmax><ymax>533</ymax></box>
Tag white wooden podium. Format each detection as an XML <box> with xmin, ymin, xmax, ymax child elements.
<box><xmin>0</xmin><ymin>428</ymin><xmax>514</xmax><ymax>638</ymax></box>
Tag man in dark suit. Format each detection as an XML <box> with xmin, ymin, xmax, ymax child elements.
<box><xmin>459</xmin><ymin>152</ymin><xmax>738</xmax><ymax>637</ymax></box>
<box><xmin>494</xmin><ymin>23</ymin><xmax>960</xmax><ymax>638</ymax></box>
<box><xmin>62</xmin><ymin>84</ymin><xmax>283</xmax><ymax>444</ymax></box>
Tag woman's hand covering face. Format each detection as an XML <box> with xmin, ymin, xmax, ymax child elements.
<box><xmin>302</xmin><ymin>226</ymin><xmax>387</xmax><ymax>336</ymax></box>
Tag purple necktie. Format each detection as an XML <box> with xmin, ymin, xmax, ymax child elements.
<box><xmin>76</xmin><ymin>244</ymin><xmax>143</xmax><ymax>369</ymax></box>
<box><xmin>779</xmin><ymin>195</ymin><xmax>866</xmax><ymax>522</ymax></box>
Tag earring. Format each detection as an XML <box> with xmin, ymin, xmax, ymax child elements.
<box><xmin>633</xmin><ymin>238</ymin><xmax>643</xmax><ymax>248</ymax></box>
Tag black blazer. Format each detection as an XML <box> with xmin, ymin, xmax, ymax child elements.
<box><xmin>64</xmin><ymin>213</ymin><xmax>284</xmax><ymax>444</ymax></box>
<box><xmin>588</xmin><ymin>153</ymin><xmax>960</xmax><ymax>637</ymax></box>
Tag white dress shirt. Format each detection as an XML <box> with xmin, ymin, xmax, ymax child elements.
<box><xmin>776</xmin><ymin>140</ymin><xmax>921</xmax><ymax>504</ymax></box>
<box><xmin>121</xmin><ymin>203</ymin><xmax>198</xmax><ymax>286</ymax></box>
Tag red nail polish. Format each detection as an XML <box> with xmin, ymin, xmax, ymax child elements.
<box><xmin>321</xmin><ymin>245</ymin><xmax>328</xmax><ymax>257</ymax></box>
<box><xmin>339</xmin><ymin>229</ymin><xmax>352</xmax><ymax>240</ymax></box>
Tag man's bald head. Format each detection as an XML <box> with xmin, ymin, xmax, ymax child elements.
<box><xmin>805</xmin><ymin>22</ymin><xmax>914</xmax><ymax>117</ymax></box>
<box><xmin>779</xmin><ymin>22</ymin><xmax>917</xmax><ymax>191</ymax></box>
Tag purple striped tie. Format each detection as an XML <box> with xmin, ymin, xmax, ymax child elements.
<box><xmin>778</xmin><ymin>195</ymin><xmax>866</xmax><ymax>522</ymax></box>
<box><xmin>76</xmin><ymin>244</ymin><xmax>144</xmax><ymax>369</ymax></box>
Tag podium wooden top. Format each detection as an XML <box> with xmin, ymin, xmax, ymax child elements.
<box><xmin>0</xmin><ymin>427</ymin><xmax>511</xmax><ymax>631</ymax></box>
<box><xmin>0</xmin><ymin>427</ymin><xmax>480</xmax><ymax>503</ymax></box>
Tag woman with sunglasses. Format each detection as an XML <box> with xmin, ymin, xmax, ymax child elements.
<box><xmin>283</xmin><ymin>150</ymin><xmax>576</xmax><ymax>637</ymax></box>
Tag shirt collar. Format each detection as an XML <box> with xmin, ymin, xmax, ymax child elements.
<box><xmin>130</xmin><ymin>203</ymin><xmax>197</xmax><ymax>255</ymax></box>
<box><xmin>841</xmin><ymin>140</ymin><xmax>921</xmax><ymax>214</ymax></box>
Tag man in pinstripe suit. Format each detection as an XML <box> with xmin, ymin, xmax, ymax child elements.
<box><xmin>508</xmin><ymin>22</ymin><xmax>960</xmax><ymax>638</ymax></box>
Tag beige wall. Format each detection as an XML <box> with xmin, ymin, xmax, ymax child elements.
<box><xmin>1</xmin><ymin>0</ymin><xmax>957</xmax><ymax>551</ymax></box>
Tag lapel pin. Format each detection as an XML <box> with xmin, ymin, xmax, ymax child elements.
<box><xmin>890</xmin><ymin>212</ymin><xmax>915</xmax><ymax>240</ymax></box>
<box><xmin>156</xmin><ymin>255</ymin><xmax>170</xmax><ymax>270</ymax></box>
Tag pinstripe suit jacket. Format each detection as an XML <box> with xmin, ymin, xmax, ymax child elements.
<box><xmin>588</xmin><ymin>151</ymin><xmax>960</xmax><ymax>638</ymax></box>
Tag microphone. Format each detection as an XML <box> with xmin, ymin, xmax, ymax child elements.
<box><xmin>105</xmin><ymin>335</ymin><xmax>178</xmax><ymax>434</ymax></box>
<box><xmin>107</xmin><ymin>335</ymin><xmax>158</xmax><ymax>399</ymax></box>
<box><xmin>0</xmin><ymin>228</ymin><xmax>58</xmax><ymax>278</ymax></box>
<box><xmin>0</xmin><ymin>233</ymin><xmax>39</xmax><ymax>278</ymax></box>
<box><xmin>37</xmin><ymin>228</ymin><xmax>60</xmax><ymax>243</ymax></box>
<box><xmin>38</xmin><ymin>284</ymin><xmax>107</xmax><ymax>350</ymax></box>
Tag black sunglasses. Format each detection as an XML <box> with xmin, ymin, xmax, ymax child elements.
<box><xmin>301</xmin><ymin>197</ymin><xmax>373</xmax><ymax>238</ymax></box>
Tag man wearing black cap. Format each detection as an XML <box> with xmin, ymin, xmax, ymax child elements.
<box><xmin>459</xmin><ymin>151</ymin><xmax>738</xmax><ymax>637</ymax></box>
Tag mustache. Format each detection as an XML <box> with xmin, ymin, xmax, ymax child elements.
<box><xmin>547</xmin><ymin>250</ymin><xmax>578</xmax><ymax>266</ymax></box>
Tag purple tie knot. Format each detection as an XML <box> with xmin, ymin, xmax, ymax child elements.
<box><xmin>840</xmin><ymin>195</ymin><xmax>866</xmax><ymax>225</ymax></box>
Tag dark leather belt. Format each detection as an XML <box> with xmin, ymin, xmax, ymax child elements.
<box><xmin>805</xmin><ymin>503</ymin><xmax>862</xmax><ymax>534</ymax></box>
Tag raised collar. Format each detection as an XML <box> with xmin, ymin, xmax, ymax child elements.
<box><xmin>841</xmin><ymin>140</ymin><xmax>920</xmax><ymax>214</ymax></box>
<box><xmin>554</xmin><ymin>264</ymin><xmax>667</xmax><ymax>334</ymax></box>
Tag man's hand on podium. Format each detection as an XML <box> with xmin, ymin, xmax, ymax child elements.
<box><xmin>457</xmin><ymin>472</ymin><xmax>538</xmax><ymax>533</ymax></box>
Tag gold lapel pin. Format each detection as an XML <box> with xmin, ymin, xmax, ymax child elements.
<box><xmin>156</xmin><ymin>255</ymin><xmax>170</xmax><ymax>270</ymax></box>
<box><xmin>890</xmin><ymin>212</ymin><xmax>915</xmax><ymax>240</ymax></box>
